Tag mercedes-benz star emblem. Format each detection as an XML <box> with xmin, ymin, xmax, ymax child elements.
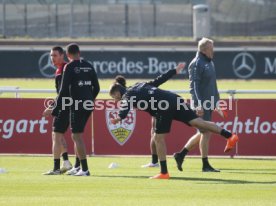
<box><xmin>38</xmin><ymin>52</ymin><xmax>56</xmax><ymax>78</ymax></box>
<box><xmin>232</xmin><ymin>52</ymin><xmax>256</xmax><ymax>79</ymax></box>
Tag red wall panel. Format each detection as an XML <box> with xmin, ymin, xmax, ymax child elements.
<box><xmin>1</xmin><ymin>98</ymin><xmax>275</xmax><ymax>156</ymax></box>
<box><xmin>0</xmin><ymin>99</ymin><xmax>92</xmax><ymax>154</ymax></box>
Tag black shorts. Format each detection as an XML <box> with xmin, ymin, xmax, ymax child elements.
<box><xmin>174</xmin><ymin>103</ymin><xmax>199</xmax><ymax>125</ymax></box>
<box><xmin>154</xmin><ymin>112</ymin><xmax>174</xmax><ymax>134</ymax></box>
<box><xmin>202</xmin><ymin>110</ymin><xmax>212</xmax><ymax>121</ymax></box>
<box><xmin>154</xmin><ymin>103</ymin><xmax>198</xmax><ymax>134</ymax></box>
<box><xmin>70</xmin><ymin>109</ymin><xmax>92</xmax><ymax>133</ymax></box>
<box><xmin>53</xmin><ymin>109</ymin><xmax>70</xmax><ymax>133</ymax></box>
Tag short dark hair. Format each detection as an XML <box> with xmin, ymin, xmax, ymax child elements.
<box><xmin>51</xmin><ymin>46</ymin><xmax>64</xmax><ymax>55</ymax></box>
<box><xmin>115</xmin><ymin>75</ymin><xmax>126</xmax><ymax>87</ymax></box>
<box><xmin>66</xmin><ymin>43</ymin><xmax>80</xmax><ymax>55</ymax></box>
<box><xmin>110</xmin><ymin>83</ymin><xmax>128</xmax><ymax>96</ymax></box>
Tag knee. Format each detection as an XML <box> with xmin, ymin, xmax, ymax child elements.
<box><xmin>61</xmin><ymin>137</ymin><xmax>68</xmax><ymax>146</ymax></box>
<box><xmin>202</xmin><ymin>132</ymin><xmax>211</xmax><ymax>139</ymax></box>
<box><xmin>52</xmin><ymin>132</ymin><xmax>55</xmax><ymax>141</ymax></box>
<box><xmin>71</xmin><ymin>133</ymin><xmax>81</xmax><ymax>142</ymax></box>
<box><xmin>190</xmin><ymin>120</ymin><xmax>200</xmax><ymax>128</ymax></box>
<box><xmin>190</xmin><ymin>118</ymin><xmax>204</xmax><ymax>129</ymax></box>
<box><xmin>153</xmin><ymin>134</ymin><xmax>165</xmax><ymax>144</ymax></box>
<box><xmin>52</xmin><ymin>132</ymin><xmax>62</xmax><ymax>142</ymax></box>
<box><xmin>71</xmin><ymin>134</ymin><xmax>77</xmax><ymax>142</ymax></box>
<box><xmin>153</xmin><ymin>135</ymin><xmax>159</xmax><ymax>143</ymax></box>
<box><xmin>150</xmin><ymin>136</ymin><xmax>155</xmax><ymax>144</ymax></box>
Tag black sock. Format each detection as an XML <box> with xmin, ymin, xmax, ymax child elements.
<box><xmin>80</xmin><ymin>159</ymin><xmax>89</xmax><ymax>172</ymax></box>
<box><xmin>160</xmin><ymin>160</ymin><xmax>168</xmax><ymax>174</ymax></box>
<box><xmin>75</xmin><ymin>157</ymin><xmax>80</xmax><ymax>168</ymax></box>
<box><xmin>220</xmin><ymin>129</ymin><xmax>232</xmax><ymax>139</ymax></box>
<box><xmin>179</xmin><ymin>148</ymin><xmax>189</xmax><ymax>158</ymax></box>
<box><xmin>54</xmin><ymin>159</ymin><xmax>60</xmax><ymax>171</ymax></box>
<box><xmin>152</xmin><ymin>154</ymin><xmax>158</xmax><ymax>164</ymax></box>
<box><xmin>62</xmin><ymin>152</ymin><xmax>69</xmax><ymax>161</ymax></box>
<box><xmin>202</xmin><ymin>157</ymin><xmax>211</xmax><ymax>168</ymax></box>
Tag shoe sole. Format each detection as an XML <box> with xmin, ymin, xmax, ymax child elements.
<box><xmin>66</xmin><ymin>172</ymin><xmax>78</xmax><ymax>175</ymax></box>
<box><xmin>66</xmin><ymin>170</ymin><xmax>80</xmax><ymax>175</ymax></box>
<box><xmin>202</xmin><ymin>170</ymin><xmax>220</xmax><ymax>172</ymax></box>
<box><xmin>150</xmin><ymin>177</ymin><xmax>169</xmax><ymax>179</ymax></box>
<box><xmin>224</xmin><ymin>136</ymin><xmax>239</xmax><ymax>153</ymax></box>
<box><xmin>224</xmin><ymin>148</ymin><xmax>232</xmax><ymax>153</ymax></box>
<box><xmin>149</xmin><ymin>176</ymin><xmax>170</xmax><ymax>179</ymax></box>
<box><xmin>141</xmin><ymin>165</ymin><xmax>159</xmax><ymax>168</ymax></box>
<box><xmin>74</xmin><ymin>171</ymin><xmax>90</xmax><ymax>176</ymax></box>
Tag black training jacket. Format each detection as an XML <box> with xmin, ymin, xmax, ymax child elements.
<box><xmin>118</xmin><ymin>69</ymin><xmax>179</xmax><ymax>120</ymax></box>
<box><xmin>52</xmin><ymin>59</ymin><xmax>100</xmax><ymax>115</ymax></box>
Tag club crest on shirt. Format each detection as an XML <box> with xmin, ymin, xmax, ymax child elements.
<box><xmin>105</xmin><ymin>109</ymin><xmax>136</xmax><ymax>146</ymax></box>
<box><xmin>74</xmin><ymin>67</ymin><xmax>81</xmax><ymax>74</ymax></box>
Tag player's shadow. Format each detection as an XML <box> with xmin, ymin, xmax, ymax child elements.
<box><xmin>221</xmin><ymin>168</ymin><xmax>276</xmax><ymax>171</ymax></box>
<box><xmin>223</xmin><ymin>171</ymin><xmax>276</xmax><ymax>175</ymax></box>
<box><xmin>94</xmin><ymin>175</ymin><xmax>276</xmax><ymax>184</ymax></box>
<box><xmin>94</xmin><ymin>175</ymin><xmax>149</xmax><ymax>179</ymax></box>
<box><xmin>219</xmin><ymin>168</ymin><xmax>276</xmax><ymax>176</ymax></box>
<box><xmin>170</xmin><ymin>177</ymin><xmax>276</xmax><ymax>184</ymax></box>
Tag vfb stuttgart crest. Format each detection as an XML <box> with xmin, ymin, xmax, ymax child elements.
<box><xmin>106</xmin><ymin>109</ymin><xmax>136</xmax><ymax>146</ymax></box>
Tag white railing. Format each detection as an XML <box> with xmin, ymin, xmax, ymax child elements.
<box><xmin>1</xmin><ymin>88</ymin><xmax>276</xmax><ymax>98</ymax></box>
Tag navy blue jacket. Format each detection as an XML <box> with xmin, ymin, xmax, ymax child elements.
<box><xmin>188</xmin><ymin>52</ymin><xmax>219</xmax><ymax>110</ymax></box>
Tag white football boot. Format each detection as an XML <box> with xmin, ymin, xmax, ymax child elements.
<box><xmin>141</xmin><ymin>162</ymin><xmax>159</xmax><ymax>168</ymax></box>
<box><xmin>60</xmin><ymin>160</ymin><xmax>73</xmax><ymax>173</ymax></box>
<box><xmin>66</xmin><ymin>166</ymin><xmax>81</xmax><ymax>175</ymax></box>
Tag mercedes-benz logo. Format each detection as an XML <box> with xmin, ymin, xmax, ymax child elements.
<box><xmin>38</xmin><ymin>52</ymin><xmax>56</xmax><ymax>78</ymax></box>
<box><xmin>232</xmin><ymin>52</ymin><xmax>256</xmax><ymax>79</ymax></box>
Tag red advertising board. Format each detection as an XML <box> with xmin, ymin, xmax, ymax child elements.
<box><xmin>0</xmin><ymin>99</ymin><xmax>92</xmax><ymax>154</ymax></box>
<box><xmin>219</xmin><ymin>99</ymin><xmax>276</xmax><ymax>156</ymax></box>
<box><xmin>0</xmin><ymin>98</ymin><xmax>275</xmax><ymax>156</ymax></box>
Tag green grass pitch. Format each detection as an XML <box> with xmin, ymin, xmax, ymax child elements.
<box><xmin>0</xmin><ymin>156</ymin><xmax>276</xmax><ymax>206</ymax></box>
<box><xmin>0</xmin><ymin>78</ymin><xmax>276</xmax><ymax>99</ymax></box>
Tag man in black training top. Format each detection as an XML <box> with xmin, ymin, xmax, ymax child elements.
<box><xmin>109</xmin><ymin>63</ymin><xmax>238</xmax><ymax>179</ymax></box>
<box><xmin>46</xmin><ymin>43</ymin><xmax>100</xmax><ymax>176</ymax></box>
